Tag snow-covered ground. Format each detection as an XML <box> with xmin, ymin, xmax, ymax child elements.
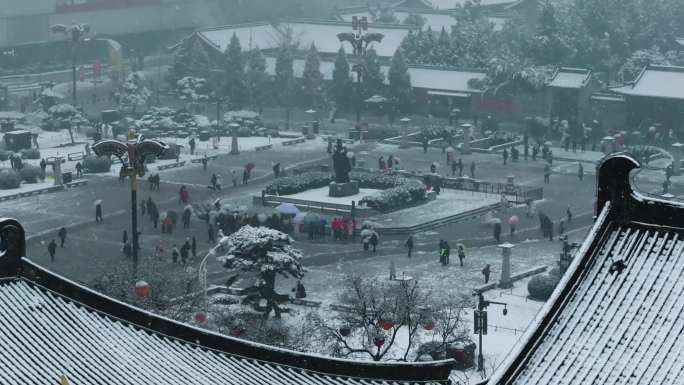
<box><xmin>283</xmin><ymin>187</ymin><xmax>382</xmax><ymax>206</ymax></box>
<box><xmin>0</xmin><ymin>181</ymin><xmax>57</xmax><ymax>198</ymax></box>
<box><xmin>372</xmin><ymin>189</ymin><xmax>500</xmax><ymax>227</ymax></box>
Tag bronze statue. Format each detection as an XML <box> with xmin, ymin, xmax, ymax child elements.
<box><xmin>332</xmin><ymin>139</ymin><xmax>351</xmax><ymax>183</ymax></box>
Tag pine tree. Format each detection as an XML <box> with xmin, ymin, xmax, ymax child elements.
<box><xmin>434</xmin><ymin>27</ymin><xmax>451</xmax><ymax>66</ymax></box>
<box><xmin>302</xmin><ymin>43</ymin><xmax>323</xmax><ymax>110</ymax></box>
<box><xmin>363</xmin><ymin>47</ymin><xmax>385</xmax><ymax>98</ymax></box>
<box><xmin>388</xmin><ymin>48</ymin><xmax>412</xmax><ymax>113</ymax></box>
<box><xmin>275</xmin><ymin>40</ymin><xmax>295</xmax><ymax>129</ymax></box>
<box><xmin>170</xmin><ymin>38</ymin><xmax>209</xmax><ymax>86</ymax></box>
<box><xmin>332</xmin><ymin>47</ymin><xmax>352</xmax><ymax>109</ymax></box>
<box><xmin>223</xmin><ymin>33</ymin><xmax>247</xmax><ymax>109</ymax></box>
<box><xmin>245</xmin><ymin>47</ymin><xmax>269</xmax><ymax>113</ymax></box>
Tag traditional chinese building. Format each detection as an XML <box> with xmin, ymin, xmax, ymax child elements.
<box><xmin>487</xmin><ymin>153</ymin><xmax>684</xmax><ymax>385</ymax></box>
<box><xmin>0</xmin><ymin>219</ymin><xmax>453</xmax><ymax>384</ymax></box>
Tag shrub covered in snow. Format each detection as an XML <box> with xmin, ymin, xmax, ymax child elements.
<box><xmin>19</xmin><ymin>165</ymin><xmax>43</xmax><ymax>183</ymax></box>
<box><xmin>120</xmin><ymin>71</ymin><xmax>151</xmax><ymax>113</ymax></box>
<box><xmin>215</xmin><ymin>225</ymin><xmax>304</xmax><ymax>319</ymax></box>
<box><xmin>360</xmin><ymin>179</ymin><xmax>426</xmax><ymax>211</ymax></box>
<box><xmin>527</xmin><ymin>273</ymin><xmax>560</xmax><ymax>301</ymax></box>
<box><xmin>83</xmin><ymin>155</ymin><xmax>112</xmax><ymax>173</ymax></box>
<box><xmin>20</xmin><ymin>148</ymin><xmax>40</xmax><ymax>160</ymax></box>
<box><xmin>0</xmin><ymin>169</ymin><xmax>21</xmax><ymax>189</ymax></box>
<box><xmin>264</xmin><ymin>172</ymin><xmax>332</xmax><ymax>195</ymax></box>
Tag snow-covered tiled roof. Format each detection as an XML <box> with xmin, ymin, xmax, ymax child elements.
<box><xmin>611</xmin><ymin>65</ymin><xmax>684</xmax><ymax>101</ymax></box>
<box><xmin>408</xmin><ymin>66</ymin><xmax>486</xmax><ymax>93</ymax></box>
<box><xmin>263</xmin><ymin>56</ymin><xmax>484</xmax><ymax>93</ymax></box>
<box><xmin>336</xmin><ymin>9</ymin><xmax>458</xmax><ymax>32</ymax></box>
<box><xmin>276</xmin><ymin>20</ymin><xmax>410</xmax><ymax>57</ymax></box>
<box><xmin>422</xmin><ymin>0</ymin><xmax>519</xmax><ymax>10</ymax></box>
<box><xmin>0</xmin><ymin>222</ymin><xmax>453</xmax><ymax>385</ymax></box>
<box><xmin>0</xmin><ymin>278</ymin><xmax>450</xmax><ymax>385</ymax></box>
<box><xmin>548</xmin><ymin>67</ymin><xmax>591</xmax><ymax>89</ymax></box>
<box><xmin>489</xmin><ymin>154</ymin><xmax>684</xmax><ymax>385</ymax></box>
<box><xmin>198</xmin><ymin>22</ymin><xmax>283</xmax><ymax>51</ymax></box>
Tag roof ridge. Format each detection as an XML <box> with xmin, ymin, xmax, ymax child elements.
<box><xmin>13</xmin><ymin>257</ymin><xmax>454</xmax><ymax>382</ymax></box>
<box><xmin>278</xmin><ymin>17</ymin><xmax>413</xmax><ymax>30</ymax></box>
<box><xmin>199</xmin><ymin>21</ymin><xmax>274</xmax><ymax>33</ymax></box>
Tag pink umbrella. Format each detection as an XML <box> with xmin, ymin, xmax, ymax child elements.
<box><xmin>508</xmin><ymin>215</ymin><xmax>520</xmax><ymax>225</ymax></box>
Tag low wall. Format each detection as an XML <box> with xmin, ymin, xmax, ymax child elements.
<box><xmin>473</xmin><ymin>265</ymin><xmax>548</xmax><ymax>294</ymax></box>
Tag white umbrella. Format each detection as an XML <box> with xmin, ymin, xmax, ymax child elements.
<box><xmin>275</xmin><ymin>203</ymin><xmax>300</xmax><ymax>215</ymax></box>
<box><xmin>487</xmin><ymin>217</ymin><xmax>502</xmax><ymax>225</ymax></box>
<box><xmin>93</xmin><ymin>199</ymin><xmax>102</xmax><ymax>207</ymax></box>
<box><xmin>446</xmin><ymin>147</ymin><xmax>456</xmax><ymax>153</ymax></box>
<box><xmin>360</xmin><ymin>229</ymin><xmax>372</xmax><ymax>238</ymax></box>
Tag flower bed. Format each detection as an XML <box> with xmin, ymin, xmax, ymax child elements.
<box><xmin>264</xmin><ymin>171</ymin><xmax>427</xmax><ymax>211</ymax></box>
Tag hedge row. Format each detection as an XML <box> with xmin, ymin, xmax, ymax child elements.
<box><xmin>264</xmin><ymin>171</ymin><xmax>427</xmax><ymax>211</ymax></box>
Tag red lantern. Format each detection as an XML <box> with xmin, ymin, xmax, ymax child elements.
<box><xmin>422</xmin><ymin>320</ymin><xmax>435</xmax><ymax>331</ymax></box>
<box><xmin>373</xmin><ymin>335</ymin><xmax>385</xmax><ymax>348</ymax></box>
<box><xmin>339</xmin><ymin>326</ymin><xmax>351</xmax><ymax>337</ymax></box>
<box><xmin>134</xmin><ymin>280</ymin><xmax>150</xmax><ymax>298</ymax></box>
<box><xmin>447</xmin><ymin>347</ymin><xmax>466</xmax><ymax>362</ymax></box>
<box><xmin>194</xmin><ymin>311</ymin><xmax>207</xmax><ymax>324</ymax></box>
<box><xmin>381</xmin><ymin>320</ymin><xmax>394</xmax><ymax>330</ymax></box>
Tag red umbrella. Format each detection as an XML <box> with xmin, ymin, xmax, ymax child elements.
<box><xmin>134</xmin><ymin>281</ymin><xmax>150</xmax><ymax>298</ymax></box>
<box><xmin>194</xmin><ymin>311</ymin><xmax>207</xmax><ymax>323</ymax></box>
<box><xmin>245</xmin><ymin>163</ymin><xmax>255</xmax><ymax>172</ymax></box>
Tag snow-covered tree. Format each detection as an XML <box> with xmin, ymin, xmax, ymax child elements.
<box><xmin>332</xmin><ymin>47</ymin><xmax>352</xmax><ymax>109</ymax></box>
<box><xmin>245</xmin><ymin>47</ymin><xmax>270</xmax><ymax>112</ymax></box>
<box><xmin>36</xmin><ymin>86</ymin><xmax>63</xmax><ymax>112</ymax></box>
<box><xmin>302</xmin><ymin>43</ymin><xmax>323</xmax><ymax>110</ymax></box>
<box><xmin>45</xmin><ymin>103</ymin><xmax>88</xmax><ymax>144</ymax></box>
<box><xmin>402</xmin><ymin>13</ymin><xmax>426</xmax><ymax>30</ymax></box>
<box><xmin>170</xmin><ymin>38</ymin><xmax>210</xmax><ymax>86</ymax></box>
<box><xmin>275</xmin><ymin>40</ymin><xmax>296</xmax><ymax>129</ymax></box>
<box><xmin>224</xmin><ymin>33</ymin><xmax>247</xmax><ymax>109</ymax></box>
<box><xmin>120</xmin><ymin>71</ymin><xmax>151</xmax><ymax>114</ymax></box>
<box><xmin>373</xmin><ymin>6</ymin><xmax>398</xmax><ymax>24</ymax></box>
<box><xmin>388</xmin><ymin>48</ymin><xmax>412</xmax><ymax>113</ymax></box>
<box><xmin>363</xmin><ymin>48</ymin><xmax>385</xmax><ymax>99</ymax></box>
<box><xmin>310</xmin><ymin>275</ymin><xmax>469</xmax><ymax>362</ymax></box>
<box><xmin>215</xmin><ymin>225</ymin><xmax>304</xmax><ymax>319</ymax></box>
<box><xmin>176</xmin><ymin>76</ymin><xmax>210</xmax><ymax>103</ymax></box>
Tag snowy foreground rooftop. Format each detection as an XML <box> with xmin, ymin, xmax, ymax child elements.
<box><xmin>488</xmin><ymin>154</ymin><xmax>684</xmax><ymax>385</ymax></box>
<box><xmin>612</xmin><ymin>65</ymin><xmax>684</xmax><ymax>101</ymax></box>
<box><xmin>0</xmin><ymin>221</ymin><xmax>451</xmax><ymax>384</ymax></box>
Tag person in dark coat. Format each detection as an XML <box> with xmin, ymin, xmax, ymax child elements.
<box><xmin>482</xmin><ymin>264</ymin><xmax>491</xmax><ymax>283</ymax></box>
<box><xmin>378</xmin><ymin>156</ymin><xmax>386</xmax><ymax>170</ymax></box>
<box><xmin>493</xmin><ymin>222</ymin><xmax>502</xmax><ymax>242</ymax></box>
<box><xmin>293</xmin><ymin>280</ymin><xmax>307</xmax><ymax>299</ymax></box>
<box><xmin>451</xmin><ymin>160</ymin><xmax>457</xmax><ymax>176</ymax></box>
<box><xmin>242</xmin><ymin>168</ymin><xmax>249</xmax><ymax>185</ymax></box>
<box><xmin>405</xmin><ymin>235</ymin><xmax>414</xmax><ymax>258</ymax></box>
<box><xmin>75</xmin><ymin>162</ymin><xmax>83</xmax><ymax>178</ymax></box>
<box><xmin>141</xmin><ymin>199</ymin><xmax>147</xmax><ymax>217</ymax></box>
<box><xmin>122</xmin><ymin>230</ymin><xmax>128</xmax><ymax>246</ymax></box>
<box><xmin>180</xmin><ymin>239</ymin><xmax>190</xmax><ymax>265</ymax></box>
<box><xmin>191</xmin><ymin>236</ymin><xmax>197</xmax><ymax>258</ymax></box>
<box><xmin>422</xmin><ymin>137</ymin><xmax>429</xmax><ymax>153</ymax></box>
<box><xmin>208</xmin><ymin>224</ymin><xmax>215</xmax><ymax>243</ymax></box>
<box><xmin>387</xmin><ymin>155</ymin><xmax>394</xmax><ymax>170</ymax></box>
<box><xmin>578</xmin><ymin>163</ymin><xmax>584</xmax><ymax>181</ymax></box>
<box><xmin>171</xmin><ymin>245</ymin><xmax>179</xmax><ymax>264</ymax></box>
<box><xmin>201</xmin><ymin>155</ymin><xmax>208</xmax><ymax>171</ymax></box>
<box><xmin>58</xmin><ymin>227</ymin><xmax>67</xmax><ymax>248</ymax></box>
<box><xmin>48</xmin><ymin>239</ymin><xmax>57</xmax><ymax>262</ymax></box>
<box><xmin>182</xmin><ymin>207</ymin><xmax>192</xmax><ymax>229</ymax></box>
<box><xmin>566</xmin><ymin>207</ymin><xmax>573</xmax><ymax>223</ymax></box>
<box><xmin>502</xmin><ymin>148</ymin><xmax>508</xmax><ymax>165</ymax></box>
<box><xmin>457</xmin><ymin>244</ymin><xmax>466</xmax><ymax>266</ymax></box>
<box><xmin>189</xmin><ymin>137</ymin><xmax>196</xmax><ymax>155</ymax></box>
<box><xmin>273</xmin><ymin>163</ymin><xmax>281</xmax><ymax>178</ymax></box>
<box><xmin>470</xmin><ymin>161</ymin><xmax>476</xmax><ymax>178</ymax></box>
<box><xmin>123</xmin><ymin>241</ymin><xmax>132</xmax><ymax>259</ymax></box>
<box><xmin>95</xmin><ymin>202</ymin><xmax>103</xmax><ymax>223</ymax></box>
<box><xmin>370</xmin><ymin>232</ymin><xmax>379</xmax><ymax>252</ymax></box>
<box><xmin>544</xmin><ymin>163</ymin><xmax>551</xmax><ymax>184</ymax></box>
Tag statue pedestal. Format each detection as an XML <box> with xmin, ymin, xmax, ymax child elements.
<box><xmin>329</xmin><ymin>181</ymin><xmax>359</xmax><ymax>197</ymax></box>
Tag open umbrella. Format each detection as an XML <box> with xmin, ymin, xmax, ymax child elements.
<box><xmin>360</xmin><ymin>228</ymin><xmax>373</xmax><ymax>238</ymax></box>
<box><xmin>93</xmin><ymin>199</ymin><xmax>103</xmax><ymax>207</ymax></box>
<box><xmin>275</xmin><ymin>203</ymin><xmax>300</xmax><ymax>215</ymax></box>
<box><xmin>487</xmin><ymin>217</ymin><xmax>502</xmax><ymax>225</ymax></box>
<box><xmin>446</xmin><ymin>147</ymin><xmax>456</xmax><ymax>153</ymax></box>
<box><xmin>302</xmin><ymin>212</ymin><xmax>319</xmax><ymax>225</ymax></box>
<box><xmin>543</xmin><ymin>141</ymin><xmax>553</xmax><ymax>147</ymax></box>
<box><xmin>508</xmin><ymin>215</ymin><xmax>520</xmax><ymax>225</ymax></box>
<box><xmin>245</xmin><ymin>163</ymin><xmax>255</xmax><ymax>172</ymax></box>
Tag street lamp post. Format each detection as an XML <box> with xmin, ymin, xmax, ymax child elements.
<box><xmin>473</xmin><ymin>292</ymin><xmax>508</xmax><ymax>375</ymax></box>
<box><xmin>399</xmin><ymin>117</ymin><xmax>411</xmax><ymax>148</ymax></box>
<box><xmin>93</xmin><ymin>133</ymin><xmax>168</xmax><ymax>269</ymax></box>
<box><xmin>51</xmin><ymin>23</ymin><xmax>91</xmax><ymax>106</ymax></box>
<box><xmin>337</xmin><ymin>16</ymin><xmax>384</xmax><ymax>127</ymax></box>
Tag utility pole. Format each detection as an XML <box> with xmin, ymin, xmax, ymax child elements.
<box><xmin>473</xmin><ymin>292</ymin><xmax>508</xmax><ymax>375</ymax></box>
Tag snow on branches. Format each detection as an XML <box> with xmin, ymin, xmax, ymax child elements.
<box><xmin>176</xmin><ymin>76</ymin><xmax>209</xmax><ymax>102</ymax></box>
<box><xmin>217</xmin><ymin>225</ymin><xmax>304</xmax><ymax>278</ymax></box>
<box><xmin>120</xmin><ymin>71</ymin><xmax>151</xmax><ymax>113</ymax></box>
